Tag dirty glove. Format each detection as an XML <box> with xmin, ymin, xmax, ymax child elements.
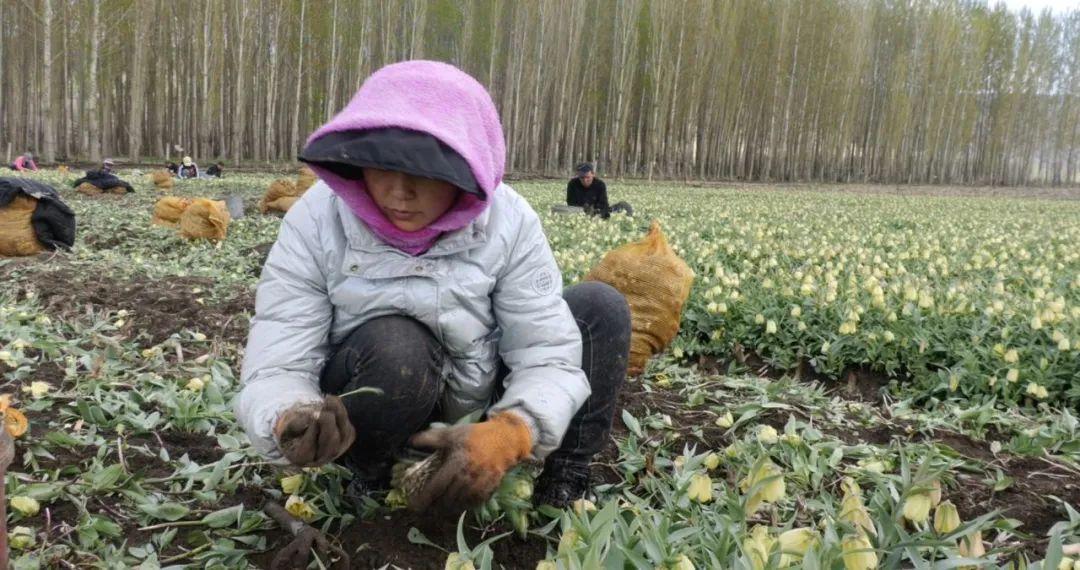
<box><xmin>407</xmin><ymin>411</ymin><xmax>533</xmax><ymax>511</ymax></box>
<box><xmin>274</xmin><ymin>396</ymin><xmax>356</xmax><ymax>468</ymax></box>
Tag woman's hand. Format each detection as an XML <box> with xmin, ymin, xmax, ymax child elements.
<box><xmin>274</xmin><ymin>396</ymin><xmax>356</xmax><ymax>467</ymax></box>
<box><xmin>407</xmin><ymin>412</ymin><xmax>533</xmax><ymax>512</ymax></box>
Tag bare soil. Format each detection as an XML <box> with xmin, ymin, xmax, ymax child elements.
<box><xmin>3</xmin><ymin>265</ymin><xmax>253</xmax><ymax>347</ymax></box>
<box><xmin>5</xmin><ymin>262</ymin><xmax>1074</xmax><ymax>565</ymax></box>
<box><xmin>248</xmin><ymin>511</ymin><xmax>549</xmax><ymax>570</ymax></box>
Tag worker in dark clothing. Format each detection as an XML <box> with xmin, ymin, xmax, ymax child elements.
<box><xmin>206</xmin><ymin>162</ymin><xmax>224</xmax><ymax>178</ymax></box>
<box><xmin>72</xmin><ymin>161</ymin><xmax>134</xmax><ymax>193</ymax></box>
<box><xmin>566</xmin><ymin>162</ymin><xmax>609</xmax><ymax>219</ymax></box>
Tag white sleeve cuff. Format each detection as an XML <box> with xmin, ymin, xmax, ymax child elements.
<box><xmin>233</xmin><ymin>372</ymin><xmax>324</xmax><ymax>461</ymax></box>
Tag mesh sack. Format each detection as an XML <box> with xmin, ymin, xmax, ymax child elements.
<box><xmin>296</xmin><ymin>166</ymin><xmax>318</xmax><ymax>193</ymax></box>
<box><xmin>150</xmin><ymin>170</ymin><xmax>174</xmax><ymax>189</ymax></box>
<box><xmin>585</xmin><ymin>221</ymin><xmax>695</xmax><ymax>376</ymax></box>
<box><xmin>0</xmin><ymin>194</ymin><xmax>45</xmax><ymax>257</ymax></box>
<box><xmin>75</xmin><ymin>182</ymin><xmax>103</xmax><ymax>196</ymax></box>
<box><xmin>265</xmin><ymin>195</ymin><xmax>300</xmax><ymax>214</ymax></box>
<box><xmin>151</xmin><ymin>196</ymin><xmax>192</xmax><ymax>228</ymax></box>
<box><xmin>178</xmin><ymin>198</ymin><xmax>231</xmax><ymax>241</ymax></box>
<box><xmin>261</xmin><ymin>179</ymin><xmax>301</xmax><ymax>214</ymax></box>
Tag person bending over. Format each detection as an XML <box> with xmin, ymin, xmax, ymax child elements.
<box><xmin>234</xmin><ymin>60</ymin><xmax>631</xmax><ymax>513</ymax></box>
<box><xmin>10</xmin><ymin>153</ymin><xmax>38</xmax><ymax>172</ymax></box>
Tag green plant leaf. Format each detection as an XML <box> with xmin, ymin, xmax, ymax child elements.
<box><xmin>407</xmin><ymin>527</ymin><xmax>447</xmax><ymax>552</ymax></box>
<box><xmin>138</xmin><ymin>502</ymin><xmax>190</xmax><ymax>522</ymax></box>
<box><xmin>201</xmin><ymin>505</ymin><xmax>243</xmax><ymax>528</ymax></box>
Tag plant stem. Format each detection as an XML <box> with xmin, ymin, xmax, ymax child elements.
<box><xmin>337</xmin><ymin>386</ymin><xmax>384</xmax><ymax>399</ymax></box>
<box><xmin>0</xmin><ymin>428</ymin><xmax>14</xmax><ymax>568</ymax></box>
<box><xmin>0</xmin><ymin>466</ymin><xmax>7</xmax><ymax>569</ymax></box>
<box><xmin>160</xmin><ymin>542</ymin><xmax>212</xmax><ymax>564</ymax></box>
<box><xmin>142</xmin><ymin>460</ymin><xmax>272</xmax><ymax>484</ymax></box>
<box><xmin>136</xmin><ymin>520</ymin><xmax>205</xmax><ymax>532</ymax></box>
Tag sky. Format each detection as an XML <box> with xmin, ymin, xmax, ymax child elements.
<box><xmin>996</xmin><ymin>0</ymin><xmax>1077</xmax><ymax>14</ymax></box>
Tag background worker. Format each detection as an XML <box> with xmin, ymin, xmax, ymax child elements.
<box><xmin>178</xmin><ymin>156</ymin><xmax>199</xmax><ymax>179</ymax></box>
<box><xmin>566</xmin><ymin>162</ymin><xmax>609</xmax><ymax>218</ymax></box>
<box><xmin>10</xmin><ymin>153</ymin><xmax>38</xmax><ymax>172</ymax></box>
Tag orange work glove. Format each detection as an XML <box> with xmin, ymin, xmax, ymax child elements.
<box><xmin>274</xmin><ymin>396</ymin><xmax>356</xmax><ymax>468</ymax></box>
<box><xmin>407</xmin><ymin>411</ymin><xmax>533</xmax><ymax>511</ymax></box>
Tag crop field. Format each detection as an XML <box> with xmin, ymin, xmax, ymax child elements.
<box><xmin>1</xmin><ymin>169</ymin><xmax>1078</xmax><ymax>569</ymax></box>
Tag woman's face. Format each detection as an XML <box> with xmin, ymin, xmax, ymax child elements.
<box><xmin>363</xmin><ymin>167</ymin><xmax>460</xmax><ymax>231</ymax></box>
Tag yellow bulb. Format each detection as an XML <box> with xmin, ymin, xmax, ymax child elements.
<box><xmin>934</xmin><ymin>501</ymin><xmax>961</xmax><ymax>534</ymax></box>
<box><xmin>902</xmin><ymin>492</ymin><xmax>932</xmax><ymax>524</ymax></box>
<box><xmin>841</xmin><ymin>533</ymin><xmax>878</xmax><ymax>570</ymax></box>
<box><xmin>687</xmin><ymin>473</ymin><xmax>714</xmax><ymax>503</ymax></box>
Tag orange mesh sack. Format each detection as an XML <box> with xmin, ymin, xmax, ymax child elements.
<box><xmin>0</xmin><ymin>194</ymin><xmax>45</xmax><ymax>257</ymax></box>
<box><xmin>266</xmin><ymin>195</ymin><xmax>300</xmax><ymax>213</ymax></box>
<box><xmin>261</xmin><ymin>179</ymin><xmax>302</xmax><ymax>214</ymax></box>
<box><xmin>585</xmin><ymin>221</ymin><xmax>695</xmax><ymax>376</ymax></box>
<box><xmin>150</xmin><ymin>170</ymin><xmax>174</xmax><ymax>189</ymax></box>
<box><xmin>296</xmin><ymin>166</ymin><xmax>317</xmax><ymax>193</ymax></box>
<box><xmin>179</xmin><ymin>198</ymin><xmax>230</xmax><ymax>241</ymax></box>
<box><xmin>76</xmin><ymin>182</ymin><xmax>102</xmax><ymax>196</ymax></box>
<box><xmin>152</xmin><ymin>196</ymin><xmax>192</xmax><ymax>228</ymax></box>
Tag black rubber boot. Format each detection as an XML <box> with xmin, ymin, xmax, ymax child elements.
<box><xmin>533</xmin><ymin>461</ymin><xmax>592</xmax><ymax>509</ymax></box>
<box><xmin>340</xmin><ymin>456</ymin><xmax>391</xmax><ymax>513</ymax></box>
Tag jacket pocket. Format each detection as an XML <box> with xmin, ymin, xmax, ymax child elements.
<box><xmin>446</xmin><ymin>335</ymin><xmax>500</xmax><ymax>403</ymax></box>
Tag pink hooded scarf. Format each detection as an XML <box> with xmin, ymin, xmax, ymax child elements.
<box><xmin>304</xmin><ymin>61</ymin><xmax>506</xmax><ymax>255</ymax></box>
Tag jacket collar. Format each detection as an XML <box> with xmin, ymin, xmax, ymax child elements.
<box><xmin>335</xmin><ymin>193</ymin><xmax>491</xmax><ymax>257</ymax></box>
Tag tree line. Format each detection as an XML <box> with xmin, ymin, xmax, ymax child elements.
<box><xmin>2</xmin><ymin>0</ymin><xmax>1079</xmax><ymax>185</ymax></box>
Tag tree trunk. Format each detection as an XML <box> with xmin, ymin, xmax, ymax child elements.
<box><xmin>41</xmin><ymin>0</ymin><xmax>56</xmax><ymax>163</ymax></box>
<box><xmin>129</xmin><ymin>0</ymin><xmax>149</xmax><ymax>161</ymax></box>
<box><xmin>0</xmin><ymin>0</ymin><xmax>5</xmax><ymax>148</ymax></box>
<box><xmin>265</xmin><ymin>1</ymin><xmax>283</xmax><ymax>163</ymax></box>
<box><xmin>231</xmin><ymin>3</ymin><xmax>249</xmax><ymax>164</ymax></box>
<box><xmin>528</xmin><ymin>1</ymin><xmax>545</xmax><ymax>172</ymax></box>
<box><xmin>326</xmin><ymin>0</ymin><xmax>340</xmax><ymax>120</ymax></box>
<box><xmin>290</xmin><ymin>0</ymin><xmax>307</xmax><ymax>159</ymax></box>
<box><xmin>87</xmin><ymin>0</ymin><xmax>102</xmax><ymax>162</ymax></box>
<box><xmin>61</xmin><ymin>1</ymin><xmax>72</xmax><ymax>160</ymax></box>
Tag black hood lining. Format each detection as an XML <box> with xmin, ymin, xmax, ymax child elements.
<box><xmin>298</xmin><ymin>128</ymin><xmax>483</xmax><ymax>200</ymax></box>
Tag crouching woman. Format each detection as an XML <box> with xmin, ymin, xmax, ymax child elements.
<box><xmin>234</xmin><ymin>60</ymin><xmax>630</xmax><ymax>512</ymax></box>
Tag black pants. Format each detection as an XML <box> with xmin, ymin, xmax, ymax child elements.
<box><xmin>320</xmin><ymin>281</ymin><xmax>631</xmax><ymax>477</ymax></box>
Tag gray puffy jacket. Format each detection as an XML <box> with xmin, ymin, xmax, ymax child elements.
<box><xmin>234</xmin><ymin>182</ymin><xmax>589</xmax><ymax>462</ymax></box>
